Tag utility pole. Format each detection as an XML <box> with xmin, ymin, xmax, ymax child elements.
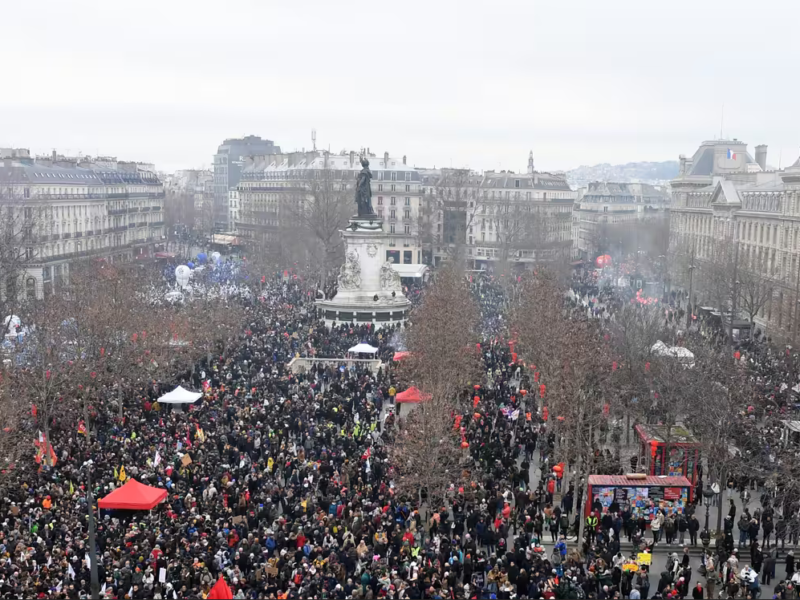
<box><xmin>728</xmin><ymin>239</ymin><xmax>739</xmax><ymax>349</ymax></box>
<box><xmin>686</xmin><ymin>245</ymin><xmax>696</xmax><ymax>331</ymax></box>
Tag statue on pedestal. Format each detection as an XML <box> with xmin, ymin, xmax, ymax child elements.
<box><xmin>355</xmin><ymin>158</ymin><xmax>376</xmax><ymax>217</ymax></box>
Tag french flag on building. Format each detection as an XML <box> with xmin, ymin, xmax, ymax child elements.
<box><xmin>727</xmin><ymin>148</ymin><xmax>737</xmax><ymax>160</ymax></box>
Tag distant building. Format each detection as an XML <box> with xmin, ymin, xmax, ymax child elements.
<box><xmin>572</xmin><ymin>181</ymin><xmax>670</xmax><ymax>261</ymax></box>
<box><xmin>670</xmin><ymin>138</ymin><xmax>800</xmax><ymax>339</ymax></box>
<box><xmin>0</xmin><ymin>150</ymin><xmax>165</xmax><ymax>299</ymax></box>
<box><xmin>213</xmin><ymin>136</ymin><xmax>280</xmax><ymax>232</ymax></box>
<box><xmin>236</xmin><ymin>150</ymin><xmax>423</xmax><ymax>265</ymax></box>
<box><xmin>164</xmin><ymin>169</ymin><xmax>214</xmax><ymax>231</ymax></box>
<box><xmin>421</xmin><ymin>152</ymin><xmax>577</xmax><ymax>269</ymax></box>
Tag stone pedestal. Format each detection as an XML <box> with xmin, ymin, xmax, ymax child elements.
<box><xmin>316</xmin><ymin>217</ymin><xmax>411</xmax><ymax>328</ymax></box>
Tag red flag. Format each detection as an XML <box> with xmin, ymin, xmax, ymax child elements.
<box><xmin>207</xmin><ymin>576</ymin><xmax>233</xmax><ymax>600</ymax></box>
<box><xmin>31</xmin><ymin>404</ymin><xmax>37</xmax><ymax>418</ymax></box>
<box><xmin>77</xmin><ymin>420</ymin><xmax>87</xmax><ymax>436</ymax></box>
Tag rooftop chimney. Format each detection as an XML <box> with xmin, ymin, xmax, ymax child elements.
<box><xmin>52</xmin><ymin>150</ymin><xmax>57</xmax><ymax>160</ymax></box>
<box><xmin>755</xmin><ymin>145</ymin><xmax>768</xmax><ymax>171</ymax></box>
<box><xmin>349</xmin><ymin>151</ymin><xmax>355</xmax><ymax>167</ymax></box>
<box><xmin>402</xmin><ymin>155</ymin><xmax>406</xmax><ymax>165</ymax></box>
<box><xmin>384</xmin><ymin>151</ymin><xmax>389</xmax><ymax>167</ymax></box>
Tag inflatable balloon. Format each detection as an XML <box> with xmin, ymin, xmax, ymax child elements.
<box><xmin>187</xmin><ymin>261</ymin><xmax>195</xmax><ymax>269</ymax></box>
<box><xmin>197</xmin><ymin>253</ymin><xmax>207</xmax><ymax>263</ymax></box>
<box><xmin>211</xmin><ymin>251</ymin><xmax>221</xmax><ymax>263</ymax></box>
<box><xmin>175</xmin><ymin>265</ymin><xmax>191</xmax><ymax>288</ymax></box>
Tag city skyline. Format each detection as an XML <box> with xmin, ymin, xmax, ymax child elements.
<box><xmin>2</xmin><ymin>0</ymin><xmax>799</xmax><ymax>173</ymax></box>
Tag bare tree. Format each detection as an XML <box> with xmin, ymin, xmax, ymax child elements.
<box><xmin>278</xmin><ymin>163</ymin><xmax>353</xmax><ymax>284</ymax></box>
<box><xmin>737</xmin><ymin>264</ymin><xmax>777</xmax><ymax>326</ymax></box>
<box><xmin>390</xmin><ymin>261</ymin><xmax>482</xmax><ymax>510</ymax></box>
<box><xmin>0</xmin><ymin>193</ymin><xmax>48</xmax><ymax>328</ymax></box>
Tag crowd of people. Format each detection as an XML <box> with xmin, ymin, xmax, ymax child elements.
<box><xmin>6</xmin><ymin>260</ymin><xmax>800</xmax><ymax>599</ymax></box>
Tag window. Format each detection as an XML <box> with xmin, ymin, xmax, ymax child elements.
<box><xmin>515</xmin><ymin>179</ymin><xmax>520</xmax><ymax>188</ymax></box>
<box><xmin>404</xmin><ymin>197</ymin><xmax>410</xmax><ymax>206</ymax></box>
<box><xmin>404</xmin><ymin>225</ymin><xmax>410</xmax><ymax>234</ymax></box>
<box><xmin>390</xmin><ymin>184</ymin><xmax>395</xmax><ymax>192</ymax></box>
<box><xmin>390</xmin><ymin>197</ymin><xmax>396</xmax><ymax>206</ymax></box>
<box><xmin>404</xmin><ymin>209</ymin><xmax>411</xmax><ymax>219</ymax></box>
<box><xmin>377</xmin><ymin>197</ymin><xmax>383</xmax><ymax>206</ymax></box>
<box><xmin>405</xmin><ymin>185</ymin><xmax>410</xmax><ymax>192</ymax></box>
<box><xmin>25</xmin><ymin>247</ymin><xmax>33</xmax><ymax>260</ymax></box>
<box><xmin>405</xmin><ymin>172</ymin><xmax>411</xmax><ymax>181</ymax></box>
<box><xmin>390</xmin><ymin>224</ymin><xmax>395</xmax><ymax>233</ymax></box>
<box><xmin>378</xmin><ymin>184</ymin><xmax>383</xmax><ymax>192</ymax></box>
<box><xmin>391</xmin><ymin>172</ymin><xmax>397</xmax><ymax>181</ymax></box>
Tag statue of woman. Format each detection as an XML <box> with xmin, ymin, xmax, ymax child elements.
<box><xmin>355</xmin><ymin>158</ymin><xmax>375</xmax><ymax>217</ymax></box>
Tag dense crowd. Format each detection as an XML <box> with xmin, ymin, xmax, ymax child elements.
<box><xmin>6</xmin><ymin>263</ymin><xmax>800</xmax><ymax>599</ymax></box>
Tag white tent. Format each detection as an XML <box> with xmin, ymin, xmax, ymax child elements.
<box><xmin>651</xmin><ymin>340</ymin><xmax>695</xmax><ymax>367</ymax></box>
<box><xmin>157</xmin><ymin>385</ymin><xmax>203</xmax><ymax>404</ymax></box>
<box><xmin>348</xmin><ymin>343</ymin><xmax>379</xmax><ymax>354</ymax></box>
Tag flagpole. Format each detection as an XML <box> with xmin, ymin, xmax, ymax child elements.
<box><xmin>83</xmin><ymin>400</ymin><xmax>100</xmax><ymax>600</ymax></box>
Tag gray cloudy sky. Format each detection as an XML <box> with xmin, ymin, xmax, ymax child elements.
<box><xmin>2</xmin><ymin>0</ymin><xmax>798</xmax><ymax>173</ymax></box>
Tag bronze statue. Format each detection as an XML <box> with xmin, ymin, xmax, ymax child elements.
<box><xmin>355</xmin><ymin>158</ymin><xmax>376</xmax><ymax>217</ymax></box>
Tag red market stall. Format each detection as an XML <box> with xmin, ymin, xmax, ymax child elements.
<box><xmin>586</xmin><ymin>474</ymin><xmax>692</xmax><ymax>520</ymax></box>
<box><xmin>98</xmin><ymin>479</ymin><xmax>168</xmax><ymax>511</ymax></box>
<box><xmin>395</xmin><ymin>387</ymin><xmax>431</xmax><ymax>404</ymax></box>
<box><xmin>635</xmin><ymin>424</ymin><xmax>701</xmax><ymax>486</ymax></box>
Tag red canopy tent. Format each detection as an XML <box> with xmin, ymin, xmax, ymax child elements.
<box><xmin>395</xmin><ymin>386</ymin><xmax>431</xmax><ymax>404</ymax></box>
<box><xmin>98</xmin><ymin>479</ymin><xmax>168</xmax><ymax>510</ymax></box>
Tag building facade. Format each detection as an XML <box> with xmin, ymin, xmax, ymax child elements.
<box><xmin>422</xmin><ymin>152</ymin><xmax>577</xmax><ymax>269</ymax></box>
<box><xmin>572</xmin><ymin>182</ymin><xmax>671</xmax><ymax>261</ymax></box>
<box><xmin>670</xmin><ymin>138</ymin><xmax>800</xmax><ymax>339</ymax></box>
<box><xmin>236</xmin><ymin>150</ymin><xmax>424</xmax><ymax>266</ymax></box>
<box><xmin>0</xmin><ymin>150</ymin><xmax>165</xmax><ymax>299</ymax></box>
<box><xmin>213</xmin><ymin>136</ymin><xmax>280</xmax><ymax>232</ymax></box>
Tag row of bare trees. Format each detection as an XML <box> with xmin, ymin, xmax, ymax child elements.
<box><xmin>389</xmin><ymin>262</ymin><xmax>483</xmax><ymax>511</ymax></box>
<box><xmin>512</xmin><ymin>266</ymin><xmax>764</xmax><ymax>534</ymax></box>
<box><xmin>0</xmin><ymin>260</ymin><xmax>243</xmax><ymax>481</ymax></box>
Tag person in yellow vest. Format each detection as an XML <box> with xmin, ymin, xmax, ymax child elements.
<box><xmin>388</xmin><ymin>386</ymin><xmax>396</xmax><ymax>405</ymax></box>
<box><xmin>585</xmin><ymin>511</ymin><xmax>599</xmax><ymax>545</ymax></box>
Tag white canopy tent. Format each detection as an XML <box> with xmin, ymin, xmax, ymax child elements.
<box><xmin>348</xmin><ymin>343</ymin><xmax>379</xmax><ymax>354</ymax></box>
<box><xmin>651</xmin><ymin>340</ymin><xmax>695</xmax><ymax>368</ymax></box>
<box><xmin>157</xmin><ymin>386</ymin><xmax>203</xmax><ymax>404</ymax></box>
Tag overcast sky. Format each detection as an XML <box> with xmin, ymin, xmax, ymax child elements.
<box><xmin>2</xmin><ymin>0</ymin><xmax>798</xmax><ymax>173</ymax></box>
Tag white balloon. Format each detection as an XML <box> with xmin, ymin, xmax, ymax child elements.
<box><xmin>211</xmin><ymin>251</ymin><xmax>222</xmax><ymax>264</ymax></box>
<box><xmin>175</xmin><ymin>265</ymin><xmax>192</xmax><ymax>288</ymax></box>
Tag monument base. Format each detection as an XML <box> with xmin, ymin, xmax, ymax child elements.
<box><xmin>316</xmin><ymin>216</ymin><xmax>411</xmax><ymax>329</ymax></box>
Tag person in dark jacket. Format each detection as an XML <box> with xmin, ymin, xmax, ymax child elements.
<box><xmin>688</xmin><ymin>514</ymin><xmax>700</xmax><ymax>546</ymax></box>
<box><xmin>763</xmin><ymin>549</ymin><xmax>776</xmax><ymax>585</ymax></box>
<box><xmin>787</xmin><ymin>550</ymin><xmax>795</xmax><ymax>580</ymax></box>
<box><xmin>691</xmin><ymin>582</ymin><xmax>704</xmax><ymax>599</ymax></box>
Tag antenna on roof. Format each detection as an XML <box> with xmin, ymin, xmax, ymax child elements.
<box><xmin>311</xmin><ymin>129</ymin><xmax>317</xmax><ymax>151</ymax></box>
